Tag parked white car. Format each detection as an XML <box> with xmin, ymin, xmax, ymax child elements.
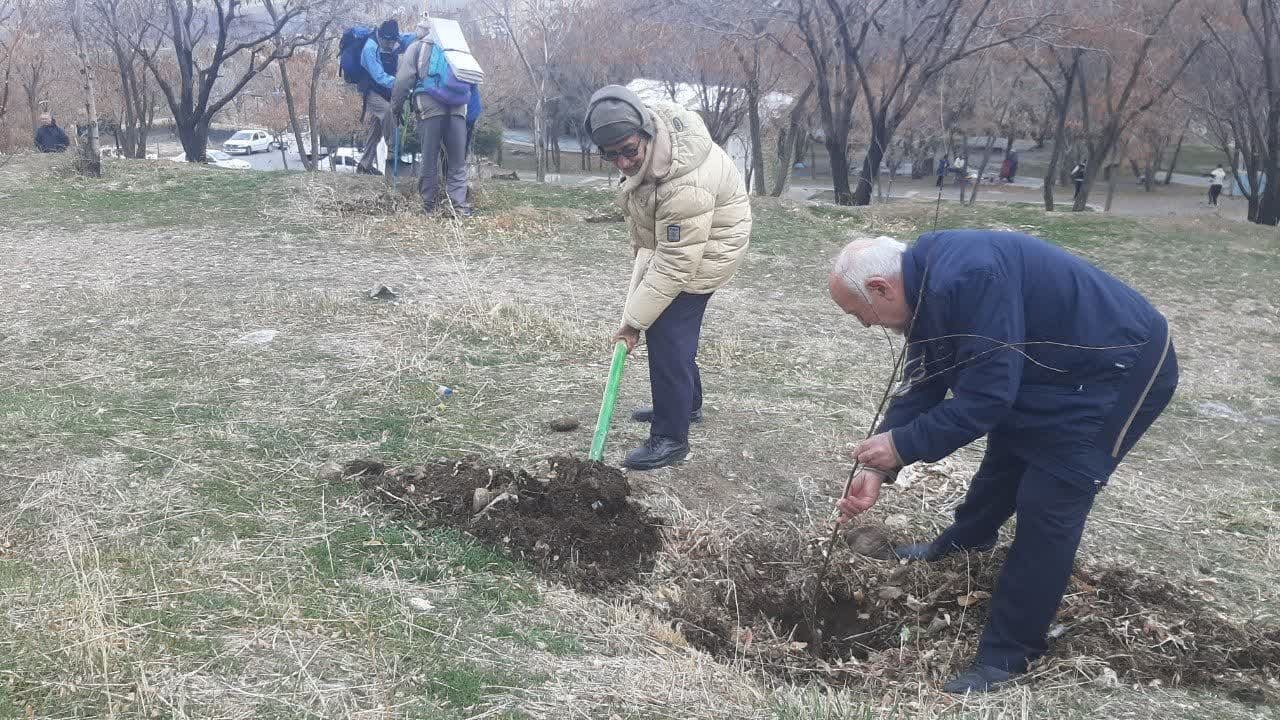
<box><xmin>317</xmin><ymin>147</ymin><xmax>363</xmax><ymax>174</ymax></box>
<box><xmin>222</xmin><ymin>129</ymin><xmax>273</xmax><ymax>154</ymax></box>
<box><xmin>168</xmin><ymin>150</ymin><xmax>252</xmax><ymax>170</ymax></box>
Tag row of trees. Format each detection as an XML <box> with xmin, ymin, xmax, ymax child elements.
<box><xmin>2</xmin><ymin>0</ymin><xmax>1278</xmax><ymax>224</ymax></box>
<box><xmin>474</xmin><ymin>0</ymin><xmax>1280</xmax><ymax>223</ymax></box>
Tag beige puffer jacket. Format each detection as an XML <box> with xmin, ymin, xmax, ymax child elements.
<box><xmin>619</xmin><ymin>103</ymin><xmax>751</xmax><ymax>330</ymax></box>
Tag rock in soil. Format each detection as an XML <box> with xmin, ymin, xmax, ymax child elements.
<box><xmin>549</xmin><ymin>416</ymin><xmax>580</xmax><ymax>432</ymax></box>
<box><xmin>843</xmin><ymin>524</ymin><xmax>895</xmax><ymax>560</ymax></box>
<box><xmin>350</xmin><ymin>456</ymin><xmax>660</xmax><ymax>591</ymax></box>
<box><xmin>368</xmin><ymin>284</ymin><xmax>398</xmax><ymax>300</ymax></box>
<box><xmin>318</xmin><ymin>461</ymin><xmax>345</xmax><ymax>483</ymax></box>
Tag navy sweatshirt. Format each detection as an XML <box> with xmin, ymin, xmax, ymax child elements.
<box><xmin>877</xmin><ymin>230</ymin><xmax>1167</xmax><ymax>480</ymax></box>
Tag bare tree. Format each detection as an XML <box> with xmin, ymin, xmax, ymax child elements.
<box><xmin>1062</xmin><ymin>0</ymin><xmax>1204</xmax><ymax>211</ymax></box>
<box><xmin>791</xmin><ymin>0</ymin><xmax>859</xmax><ymax>204</ymax></box>
<box><xmin>1128</xmin><ymin>99</ymin><xmax>1187</xmax><ymax>192</ymax></box>
<box><xmin>69</xmin><ymin>0</ymin><xmax>102</xmax><ymax>175</ymax></box>
<box><xmin>11</xmin><ymin>1</ymin><xmax>71</xmax><ymax>134</ymax></box>
<box><xmin>770</xmin><ymin>81</ymin><xmax>814</xmax><ymax>197</ymax></box>
<box><xmin>1025</xmin><ymin>46</ymin><xmax>1082</xmax><ymax>211</ymax></box>
<box><xmin>114</xmin><ymin>0</ymin><xmax>323</xmax><ymax>162</ymax></box>
<box><xmin>91</xmin><ymin>0</ymin><xmax>162</xmax><ymax>158</ymax></box>
<box><xmin>480</xmin><ymin>0</ymin><xmax>586</xmax><ymax>182</ymax></box>
<box><xmin>967</xmin><ymin>64</ymin><xmax>1026</xmax><ymax>205</ymax></box>
<box><xmin>0</xmin><ymin>0</ymin><xmax>17</xmax><ymax>130</ymax></box>
<box><xmin>262</xmin><ymin>0</ymin><xmax>341</xmax><ymax>171</ymax></box>
<box><xmin>828</xmin><ymin>0</ymin><xmax>1045</xmax><ymax>206</ymax></box>
<box><xmin>1195</xmin><ymin>0</ymin><xmax>1280</xmax><ymax>224</ymax></box>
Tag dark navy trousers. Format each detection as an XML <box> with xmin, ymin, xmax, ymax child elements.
<box><xmin>936</xmin><ymin>337</ymin><xmax>1179</xmax><ymax>673</ymax></box>
<box><xmin>645</xmin><ymin>292</ymin><xmax>711</xmax><ymax>443</ymax></box>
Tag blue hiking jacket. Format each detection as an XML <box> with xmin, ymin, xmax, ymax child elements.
<box><xmin>877</xmin><ymin>230</ymin><xmax>1167</xmax><ymax>479</ymax></box>
<box><xmin>361</xmin><ymin>33</ymin><xmax>415</xmax><ymax>95</ymax></box>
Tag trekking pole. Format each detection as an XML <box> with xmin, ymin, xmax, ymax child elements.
<box><xmin>391</xmin><ymin>127</ymin><xmax>401</xmax><ymax>192</ymax></box>
<box><xmin>588</xmin><ymin>342</ymin><xmax>628</xmax><ymax>462</ymax></box>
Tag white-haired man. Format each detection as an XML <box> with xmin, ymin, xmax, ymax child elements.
<box><xmin>829</xmin><ymin>231</ymin><xmax>1178</xmax><ymax>693</ymax></box>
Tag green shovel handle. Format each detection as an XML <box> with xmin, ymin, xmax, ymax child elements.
<box><xmin>588</xmin><ymin>342</ymin><xmax>629</xmax><ymax>461</ymax></box>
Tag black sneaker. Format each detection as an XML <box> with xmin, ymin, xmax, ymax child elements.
<box><xmin>623</xmin><ymin>436</ymin><xmax>689</xmax><ymax>470</ymax></box>
<box><xmin>630</xmin><ymin>407</ymin><xmax>703</xmax><ymax>424</ymax></box>
<box><xmin>942</xmin><ymin>664</ymin><xmax>1016</xmax><ymax>694</ymax></box>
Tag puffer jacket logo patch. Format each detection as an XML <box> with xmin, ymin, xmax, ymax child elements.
<box><xmin>672</xmin><ymin>116</ymin><xmax>684</xmax><ymax>131</ymax></box>
<box><xmin>666</xmin><ymin>225</ymin><xmax>681</xmax><ymax>243</ymax></box>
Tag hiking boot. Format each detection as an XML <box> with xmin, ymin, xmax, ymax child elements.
<box><xmin>630</xmin><ymin>407</ymin><xmax>703</xmax><ymax>424</ymax></box>
<box><xmin>942</xmin><ymin>664</ymin><xmax>1016</xmax><ymax>694</ymax></box>
<box><xmin>623</xmin><ymin>436</ymin><xmax>689</xmax><ymax>471</ymax></box>
<box><xmin>356</xmin><ymin>164</ymin><xmax>382</xmax><ymax>176</ymax></box>
<box><xmin>894</xmin><ymin>538</ymin><xmax>996</xmax><ymax>562</ymax></box>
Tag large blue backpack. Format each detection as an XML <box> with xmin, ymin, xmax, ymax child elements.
<box><xmin>422</xmin><ymin>43</ymin><xmax>473</xmax><ymax>107</ymax></box>
<box><xmin>338</xmin><ymin>27</ymin><xmax>376</xmax><ymax>92</ymax></box>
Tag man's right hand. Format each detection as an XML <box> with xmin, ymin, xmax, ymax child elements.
<box><xmin>836</xmin><ymin>469</ymin><xmax>884</xmax><ymax>523</ymax></box>
<box><xmin>611</xmin><ymin>324</ymin><xmax>640</xmax><ymax>354</ymax></box>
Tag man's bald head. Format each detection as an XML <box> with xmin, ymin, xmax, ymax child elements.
<box><xmin>829</xmin><ymin>236</ymin><xmax>911</xmax><ymax>333</ymax></box>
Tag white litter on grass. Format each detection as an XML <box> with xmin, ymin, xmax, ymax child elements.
<box><xmin>1196</xmin><ymin>402</ymin><xmax>1245</xmax><ymax>422</ymax></box>
<box><xmin>232</xmin><ymin>329</ymin><xmax>277</xmax><ymax>346</ymax></box>
<box><xmin>407</xmin><ymin>597</ymin><xmax>435</xmax><ymax>612</ymax></box>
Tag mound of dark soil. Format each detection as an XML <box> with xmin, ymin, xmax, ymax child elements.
<box><xmin>655</xmin><ymin>524</ymin><xmax>1280</xmax><ymax>700</ymax></box>
<box><xmin>345</xmin><ymin>457</ymin><xmax>1276</xmax><ymax>700</ymax></box>
<box><xmin>349</xmin><ymin>456</ymin><xmax>662</xmax><ymax>591</ymax></box>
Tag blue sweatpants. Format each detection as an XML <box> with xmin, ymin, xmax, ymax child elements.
<box><xmin>937</xmin><ymin>334</ymin><xmax>1179</xmax><ymax>673</ymax></box>
<box><xmin>646</xmin><ymin>292</ymin><xmax>710</xmax><ymax>443</ymax></box>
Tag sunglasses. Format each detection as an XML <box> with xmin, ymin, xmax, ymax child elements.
<box><xmin>601</xmin><ymin>143</ymin><xmax>641</xmax><ymax>162</ymax></box>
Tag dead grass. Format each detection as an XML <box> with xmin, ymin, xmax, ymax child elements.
<box><xmin>0</xmin><ymin>155</ymin><xmax>1276</xmax><ymax>718</ymax></box>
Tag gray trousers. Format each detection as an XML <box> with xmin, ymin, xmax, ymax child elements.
<box><xmin>358</xmin><ymin>93</ymin><xmax>396</xmax><ymax>175</ymax></box>
<box><xmin>417</xmin><ymin>114</ymin><xmax>469</xmax><ymax>211</ymax></box>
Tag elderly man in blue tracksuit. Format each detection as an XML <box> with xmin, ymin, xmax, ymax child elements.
<box><xmin>828</xmin><ymin>230</ymin><xmax>1178</xmax><ymax>693</ymax></box>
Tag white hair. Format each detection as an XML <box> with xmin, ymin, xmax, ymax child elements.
<box><xmin>832</xmin><ymin>236</ymin><xmax>906</xmax><ymax>298</ymax></box>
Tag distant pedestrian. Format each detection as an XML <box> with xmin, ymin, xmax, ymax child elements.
<box><xmin>1007</xmin><ymin>151</ymin><xmax>1018</xmax><ymax>183</ymax></box>
<box><xmin>999</xmin><ymin>156</ymin><xmax>1012</xmax><ymax>183</ymax></box>
<box><xmin>1071</xmin><ymin>160</ymin><xmax>1087</xmax><ymax>199</ymax></box>
<box><xmin>1208</xmin><ymin>164</ymin><xmax>1226</xmax><ymax>206</ymax></box>
<box><xmin>936</xmin><ymin>156</ymin><xmax>949</xmax><ymax>188</ymax></box>
<box><xmin>35</xmin><ymin>113</ymin><xmax>69</xmax><ymax>153</ymax></box>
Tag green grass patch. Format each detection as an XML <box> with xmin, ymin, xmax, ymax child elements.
<box><xmin>305</xmin><ymin>523</ymin><xmax>520</xmax><ymax>583</ymax></box>
<box><xmin>6</xmin><ymin>162</ymin><xmax>282</xmax><ymax>229</ymax></box>
<box><xmin>428</xmin><ymin>663</ymin><xmax>544</xmax><ymax>709</ymax></box>
<box><xmin>484</xmin><ymin>181</ymin><xmax>613</xmax><ymax>212</ymax></box>
<box><xmin>493</xmin><ymin>622</ymin><xmax>583</xmax><ymax>656</ymax></box>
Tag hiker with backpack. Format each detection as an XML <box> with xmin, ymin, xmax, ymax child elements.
<box><xmin>339</xmin><ymin>20</ymin><xmax>412</xmax><ymax>177</ymax></box>
<box><xmin>390</xmin><ymin>17</ymin><xmax>478</xmax><ymax>216</ymax></box>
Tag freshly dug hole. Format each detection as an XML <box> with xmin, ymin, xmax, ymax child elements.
<box><xmin>651</xmin><ymin>525</ymin><xmax>1280</xmax><ymax>699</ymax></box>
<box><xmin>348</xmin><ymin>456</ymin><xmax>662</xmax><ymax>591</ymax></box>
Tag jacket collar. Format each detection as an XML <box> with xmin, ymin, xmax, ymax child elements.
<box><xmin>618</xmin><ymin>112</ymin><xmax>673</xmax><ymax>197</ymax></box>
<box><xmin>900</xmin><ymin>241</ymin><xmax>932</xmax><ymax>339</ymax></box>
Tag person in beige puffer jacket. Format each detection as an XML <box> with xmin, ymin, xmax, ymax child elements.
<box><xmin>584</xmin><ymin>84</ymin><xmax>751</xmax><ymax>470</ymax></box>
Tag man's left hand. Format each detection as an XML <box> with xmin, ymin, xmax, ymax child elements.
<box><xmin>611</xmin><ymin>324</ymin><xmax>640</xmax><ymax>353</ymax></box>
<box><xmin>853</xmin><ymin>432</ymin><xmax>902</xmax><ymax>471</ymax></box>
